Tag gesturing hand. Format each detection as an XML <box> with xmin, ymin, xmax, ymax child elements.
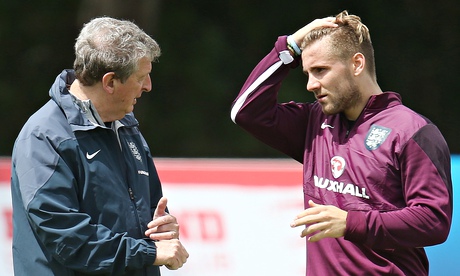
<box><xmin>145</xmin><ymin>197</ymin><xmax>180</xmax><ymax>240</ymax></box>
<box><xmin>290</xmin><ymin>200</ymin><xmax>347</xmax><ymax>242</ymax></box>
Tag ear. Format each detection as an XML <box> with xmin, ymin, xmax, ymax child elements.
<box><xmin>102</xmin><ymin>72</ymin><xmax>116</xmax><ymax>94</ymax></box>
<box><xmin>352</xmin><ymin>53</ymin><xmax>365</xmax><ymax>76</ymax></box>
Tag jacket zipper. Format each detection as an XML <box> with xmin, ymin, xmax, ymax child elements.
<box><xmin>112</xmin><ymin>126</ymin><xmax>144</xmax><ymax>238</ymax></box>
<box><xmin>125</xmin><ymin>167</ymin><xmax>143</xmax><ymax>238</ymax></box>
<box><xmin>128</xmin><ymin>187</ymin><xmax>135</xmax><ymax>200</ymax></box>
<box><xmin>127</xmin><ymin>186</ymin><xmax>144</xmax><ymax>236</ymax></box>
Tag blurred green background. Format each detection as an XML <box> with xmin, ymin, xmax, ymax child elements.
<box><xmin>1</xmin><ymin>0</ymin><xmax>459</xmax><ymax>157</ymax></box>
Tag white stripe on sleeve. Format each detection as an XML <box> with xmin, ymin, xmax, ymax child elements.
<box><xmin>230</xmin><ymin>60</ymin><xmax>283</xmax><ymax>123</ymax></box>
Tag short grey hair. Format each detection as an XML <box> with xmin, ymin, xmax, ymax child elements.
<box><xmin>74</xmin><ymin>17</ymin><xmax>161</xmax><ymax>86</ymax></box>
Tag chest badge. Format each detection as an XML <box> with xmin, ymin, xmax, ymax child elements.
<box><xmin>127</xmin><ymin>141</ymin><xmax>143</xmax><ymax>162</ymax></box>
<box><xmin>365</xmin><ymin>125</ymin><xmax>391</xmax><ymax>150</ymax></box>
<box><xmin>331</xmin><ymin>156</ymin><xmax>346</xmax><ymax>179</ymax></box>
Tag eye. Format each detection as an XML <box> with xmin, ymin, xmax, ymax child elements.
<box><xmin>137</xmin><ymin>75</ymin><xmax>147</xmax><ymax>83</ymax></box>
<box><xmin>313</xmin><ymin>67</ymin><xmax>325</xmax><ymax>74</ymax></box>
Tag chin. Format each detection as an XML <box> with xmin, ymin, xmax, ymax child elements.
<box><xmin>321</xmin><ymin>105</ymin><xmax>333</xmax><ymax>115</ymax></box>
<box><xmin>320</xmin><ymin>102</ymin><xmax>340</xmax><ymax>115</ymax></box>
<box><xmin>322</xmin><ymin>108</ymin><xmax>339</xmax><ymax>116</ymax></box>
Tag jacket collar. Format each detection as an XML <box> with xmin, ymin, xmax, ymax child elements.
<box><xmin>365</xmin><ymin>91</ymin><xmax>402</xmax><ymax>111</ymax></box>
<box><xmin>49</xmin><ymin>69</ymin><xmax>139</xmax><ymax>131</ymax></box>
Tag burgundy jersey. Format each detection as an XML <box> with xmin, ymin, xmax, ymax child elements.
<box><xmin>231</xmin><ymin>36</ymin><xmax>452</xmax><ymax>276</ymax></box>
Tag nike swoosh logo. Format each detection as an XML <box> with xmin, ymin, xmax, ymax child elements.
<box><xmin>321</xmin><ymin>122</ymin><xmax>334</xmax><ymax>129</ymax></box>
<box><xmin>86</xmin><ymin>150</ymin><xmax>101</xmax><ymax>160</ymax></box>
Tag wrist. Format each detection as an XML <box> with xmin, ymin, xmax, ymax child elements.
<box><xmin>287</xmin><ymin>35</ymin><xmax>302</xmax><ymax>56</ymax></box>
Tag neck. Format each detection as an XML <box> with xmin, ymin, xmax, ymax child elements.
<box><xmin>69</xmin><ymin>79</ymin><xmax>113</xmax><ymax>122</ymax></box>
<box><xmin>345</xmin><ymin>80</ymin><xmax>382</xmax><ymax>121</ymax></box>
<box><xmin>69</xmin><ymin>79</ymin><xmax>90</xmax><ymax>101</ymax></box>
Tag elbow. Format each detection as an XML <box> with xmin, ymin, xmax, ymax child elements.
<box><xmin>426</xmin><ymin>217</ymin><xmax>452</xmax><ymax>246</ymax></box>
<box><xmin>434</xmin><ymin>224</ymin><xmax>451</xmax><ymax>245</ymax></box>
<box><xmin>231</xmin><ymin>107</ymin><xmax>257</xmax><ymax>128</ymax></box>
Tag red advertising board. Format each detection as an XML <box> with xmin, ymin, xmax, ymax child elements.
<box><xmin>2</xmin><ymin>157</ymin><xmax>458</xmax><ymax>275</ymax></box>
<box><xmin>0</xmin><ymin>158</ymin><xmax>305</xmax><ymax>276</ymax></box>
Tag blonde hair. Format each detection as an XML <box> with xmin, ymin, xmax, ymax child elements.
<box><xmin>302</xmin><ymin>10</ymin><xmax>376</xmax><ymax>79</ymax></box>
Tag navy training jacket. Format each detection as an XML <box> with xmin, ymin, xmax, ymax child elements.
<box><xmin>11</xmin><ymin>70</ymin><xmax>164</xmax><ymax>275</ymax></box>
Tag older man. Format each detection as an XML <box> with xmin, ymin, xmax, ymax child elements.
<box><xmin>11</xmin><ymin>17</ymin><xmax>188</xmax><ymax>275</ymax></box>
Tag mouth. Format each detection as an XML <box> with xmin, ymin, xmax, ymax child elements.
<box><xmin>315</xmin><ymin>94</ymin><xmax>327</xmax><ymax>102</ymax></box>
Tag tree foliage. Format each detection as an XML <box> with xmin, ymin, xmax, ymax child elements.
<box><xmin>1</xmin><ymin>0</ymin><xmax>459</xmax><ymax>157</ymax></box>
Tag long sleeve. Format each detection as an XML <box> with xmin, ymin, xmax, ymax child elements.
<box><xmin>345</xmin><ymin>124</ymin><xmax>453</xmax><ymax>249</ymax></box>
<box><xmin>231</xmin><ymin>36</ymin><xmax>311</xmax><ymax>162</ymax></box>
<box><xmin>13</xmin><ymin>131</ymin><xmax>157</xmax><ymax>275</ymax></box>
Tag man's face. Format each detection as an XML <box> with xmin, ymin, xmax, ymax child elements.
<box><xmin>301</xmin><ymin>37</ymin><xmax>361</xmax><ymax>118</ymax></box>
<box><xmin>111</xmin><ymin>57</ymin><xmax>152</xmax><ymax>118</ymax></box>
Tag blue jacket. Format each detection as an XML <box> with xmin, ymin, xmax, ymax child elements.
<box><xmin>11</xmin><ymin>70</ymin><xmax>164</xmax><ymax>275</ymax></box>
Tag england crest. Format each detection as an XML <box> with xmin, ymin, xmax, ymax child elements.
<box><xmin>365</xmin><ymin>125</ymin><xmax>391</xmax><ymax>150</ymax></box>
<box><xmin>127</xmin><ymin>141</ymin><xmax>143</xmax><ymax>162</ymax></box>
<box><xmin>331</xmin><ymin>156</ymin><xmax>346</xmax><ymax>179</ymax></box>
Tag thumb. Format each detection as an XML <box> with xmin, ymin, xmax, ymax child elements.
<box><xmin>308</xmin><ymin>199</ymin><xmax>318</xmax><ymax>208</ymax></box>
<box><xmin>153</xmin><ymin>197</ymin><xmax>168</xmax><ymax>219</ymax></box>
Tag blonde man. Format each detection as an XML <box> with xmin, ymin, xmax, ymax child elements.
<box><xmin>231</xmin><ymin>11</ymin><xmax>452</xmax><ymax>275</ymax></box>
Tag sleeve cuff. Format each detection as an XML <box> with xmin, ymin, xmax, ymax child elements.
<box><xmin>344</xmin><ymin>210</ymin><xmax>368</xmax><ymax>243</ymax></box>
<box><xmin>143</xmin><ymin>239</ymin><xmax>157</xmax><ymax>265</ymax></box>
<box><xmin>275</xmin><ymin>36</ymin><xmax>301</xmax><ymax>67</ymax></box>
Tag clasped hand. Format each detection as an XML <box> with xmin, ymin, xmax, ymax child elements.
<box><xmin>145</xmin><ymin>197</ymin><xmax>189</xmax><ymax>270</ymax></box>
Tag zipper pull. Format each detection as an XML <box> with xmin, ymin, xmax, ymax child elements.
<box><xmin>128</xmin><ymin>187</ymin><xmax>135</xmax><ymax>200</ymax></box>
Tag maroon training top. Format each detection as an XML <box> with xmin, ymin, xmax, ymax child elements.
<box><xmin>231</xmin><ymin>36</ymin><xmax>453</xmax><ymax>276</ymax></box>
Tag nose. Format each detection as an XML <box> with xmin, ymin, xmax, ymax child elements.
<box><xmin>306</xmin><ymin>76</ymin><xmax>320</xmax><ymax>92</ymax></box>
<box><xmin>142</xmin><ymin>74</ymin><xmax>152</xmax><ymax>93</ymax></box>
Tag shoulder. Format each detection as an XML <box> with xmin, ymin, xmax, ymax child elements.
<box><xmin>16</xmin><ymin>100</ymin><xmax>74</xmax><ymax>150</ymax></box>
<box><xmin>369</xmin><ymin>93</ymin><xmax>431</xmax><ymax>141</ymax></box>
<box><xmin>389</xmin><ymin>105</ymin><xmax>437</xmax><ymax>144</ymax></box>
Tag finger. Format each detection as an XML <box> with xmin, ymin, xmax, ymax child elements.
<box><xmin>180</xmin><ymin>244</ymin><xmax>189</xmax><ymax>261</ymax></box>
<box><xmin>303</xmin><ymin>228</ymin><xmax>323</xmax><ymax>242</ymax></box>
<box><xmin>148</xmin><ymin>231</ymin><xmax>178</xmax><ymax>241</ymax></box>
<box><xmin>308</xmin><ymin>232</ymin><xmax>324</xmax><ymax>242</ymax></box>
<box><xmin>145</xmin><ymin>224</ymin><xmax>165</xmax><ymax>234</ymax></box>
<box><xmin>305</xmin><ymin>226</ymin><xmax>329</xmax><ymax>242</ymax></box>
<box><xmin>298</xmin><ymin>220</ymin><xmax>327</xmax><ymax>241</ymax></box>
<box><xmin>166</xmin><ymin>249</ymin><xmax>185</xmax><ymax>270</ymax></box>
<box><xmin>146</xmin><ymin>220</ymin><xmax>179</xmax><ymax>236</ymax></box>
<box><xmin>172</xmin><ymin>257</ymin><xmax>182</xmax><ymax>270</ymax></box>
<box><xmin>298</xmin><ymin>200</ymin><xmax>321</xmax><ymax>217</ymax></box>
<box><xmin>308</xmin><ymin>200</ymin><xmax>319</xmax><ymax>209</ymax></box>
<box><xmin>290</xmin><ymin>202</ymin><xmax>322</xmax><ymax>227</ymax></box>
<box><xmin>147</xmin><ymin>214</ymin><xmax>174</xmax><ymax>229</ymax></box>
<box><xmin>301</xmin><ymin>220</ymin><xmax>322</xmax><ymax>237</ymax></box>
<box><xmin>166</xmin><ymin>259</ymin><xmax>180</xmax><ymax>270</ymax></box>
<box><xmin>293</xmin><ymin>208</ymin><xmax>315</xmax><ymax>220</ymax></box>
<box><xmin>315</xmin><ymin>17</ymin><xmax>338</xmax><ymax>26</ymax></box>
<box><xmin>153</xmin><ymin>197</ymin><xmax>168</xmax><ymax>220</ymax></box>
<box><xmin>183</xmin><ymin>251</ymin><xmax>189</xmax><ymax>262</ymax></box>
<box><xmin>291</xmin><ymin>212</ymin><xmax>324</xmax><ymax>229</ymax></box>
<box><xmin>291</xmin><ymin>214</ymin><xmax>309</xmax><ymax>227</ymax></box>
